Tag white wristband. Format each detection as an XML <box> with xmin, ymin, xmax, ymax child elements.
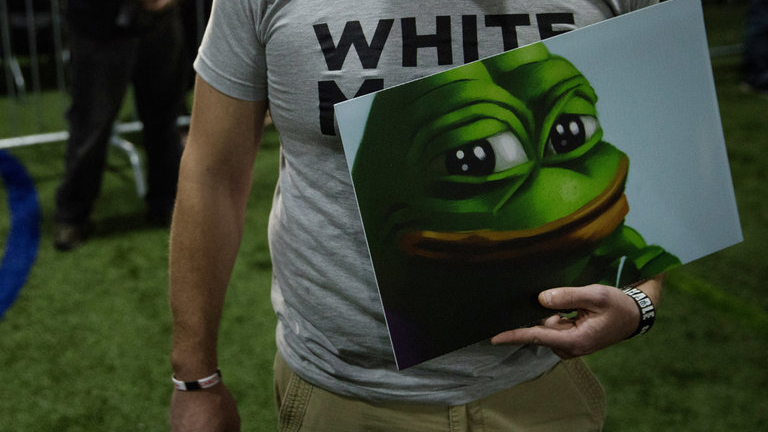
<box><xmin>172</xmin><ymin>369</ymin><xmax>222</xmax><ymax>391</ymax></box>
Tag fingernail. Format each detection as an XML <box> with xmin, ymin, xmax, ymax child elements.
<box><xmin>542</xmin><ymin>291</ymin><xmax>553</xmax><ymax>306</ymax></box>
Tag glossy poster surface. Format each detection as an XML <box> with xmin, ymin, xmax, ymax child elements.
<box><xmin>336</xmin><ymin>0</ymin><xmax>742</xmax><ymax>369</ymax></box>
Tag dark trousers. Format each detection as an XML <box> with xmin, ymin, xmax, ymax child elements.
<box><xmin>55</xmin><ymin>10</ymin><xmax>184</xmax><ymax>224</ymax></box>
<box><xmin>744</xmin><ymin>0</ymin><xmax>768</xmax><ymax>89</ymax></box>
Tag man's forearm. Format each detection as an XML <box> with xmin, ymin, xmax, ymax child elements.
<box><xmin>632</xmin><ymin>273</ymin><xmax>665</xmax><ymax>305</ymax></box>
<box><xmin>168</xmin><ymin>77</ymin><xmax>265</xmax><ymax>381</ymax></box>
<box><xmin>168</xmin><ymin>138</ymin><xmax>256</xmax><ymax>379</ymax></box>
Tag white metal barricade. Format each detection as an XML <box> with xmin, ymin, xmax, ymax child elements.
<box><xmin>0</xmin><ymin>0</ymin><xmax>207</xmax><ymax>197</ymax></box>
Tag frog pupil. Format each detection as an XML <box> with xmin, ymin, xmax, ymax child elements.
<box><xmin>549</xmin><ymin>114</ymin><xmax>586</xmax><ymax>154</ymax></box>
<box><xmin>445</xmin><ymin>140</ymin><xmax>495</xmax><ymax>175</ymax></box>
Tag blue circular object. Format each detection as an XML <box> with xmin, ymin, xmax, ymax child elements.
<box><xmin>0</xmin><ymin>150</ymin><xmax>41</xmax><ymax>319</ymax></box>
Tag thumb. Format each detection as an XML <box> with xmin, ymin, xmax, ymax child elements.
<box><xmin>539</xmin><ymin>285</ymin><xmax>608</xmax><ymax>311</ymax></box>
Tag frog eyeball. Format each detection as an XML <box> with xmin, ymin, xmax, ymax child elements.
<box><xmin>547</xmin><ymin>114</ymin><xmax>599</xmax><ymax>155</ymax></box>
<box><xmin>445</xmin><ymin>131</ymin><xmax>528</xmax><ymax>176</ymax></box>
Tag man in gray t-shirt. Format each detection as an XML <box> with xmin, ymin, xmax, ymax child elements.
<box><xmin>169</xmin><ymin>0</ymin><xmax>663</xmax><ymax>430</ymax></box>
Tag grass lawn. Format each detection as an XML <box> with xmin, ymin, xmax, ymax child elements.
<box><xmin>2</xmin><ymin>2</ymin><xmax>767</xmax><ymax>431</ymax></box>
<box><xmin>588</xmin><ymin>2</ymin><xmax>768</xmax><ymax>430</ymax></box>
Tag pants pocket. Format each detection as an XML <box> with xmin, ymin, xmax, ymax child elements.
<box><xmin>275</xmin><ymin>354</ymin><xmax>314</xmax><ymax>432</ymax></box>
<box><xmin>562</xmin><ymin>358</ymin><xmax>608</xmax><ymax>428</ymax></box>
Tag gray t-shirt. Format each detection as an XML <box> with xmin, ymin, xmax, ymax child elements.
<box><xmin>195</xmin><ymin>0</ymin><xmax>656</xmax><ymax>404</ymax></box>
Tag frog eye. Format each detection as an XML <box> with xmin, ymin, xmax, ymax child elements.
<box><xmin>444</xmin><ymin>131</ymin><xmax>528</xmax><ymax>176</ymax></box>
<box><xmin>547</xmin><ymin>114</ymin><xmax>599</xmax><ymax>155</ymax></box>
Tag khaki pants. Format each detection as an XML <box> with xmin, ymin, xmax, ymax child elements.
<box><xmin>274</xmin><ymin>354</ymin><xmax>606</xmax><ymax>432</ymax></box>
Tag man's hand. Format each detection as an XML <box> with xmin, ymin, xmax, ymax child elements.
<box><xmin>491</xmin><ymin>281</ymin><xmax>658</xmax><ymax>359</ymax></box>
<box><xmin>140</xmin><ymin>0</ymin><xmax>177</xmax><ymax>12</ymax></box>
<box><xmin>170</xmin><ymin>384</ymin><xmax>241</xmax><ymax>432</ymax></box>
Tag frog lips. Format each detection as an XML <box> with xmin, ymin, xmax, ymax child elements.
<box><xmin>399</xmin><ymin>157</ymin><xmax>630</xmax><ymax>262</ymax></box>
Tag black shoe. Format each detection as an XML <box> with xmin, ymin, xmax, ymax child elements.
<box><xmin>53</xmin><ymin>222</ymin><xmax>93</xmax><ymax>251</ymax></box>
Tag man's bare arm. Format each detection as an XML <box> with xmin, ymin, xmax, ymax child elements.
<box><xmin>169</xmin><ymin>76</ymin><xmax>267</xmax><ymax>432</ymax></box>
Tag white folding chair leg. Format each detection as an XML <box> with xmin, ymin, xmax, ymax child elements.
<box><xmin>109</xmin><ymin>135</ymin><xmax>147</xmax><ymax>198</ymax></box>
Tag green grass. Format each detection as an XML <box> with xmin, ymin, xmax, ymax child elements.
<box><xmin>2</xmin><ymin>2</ymin><xmax>767</xmax><ymax>431</ymax></box>
<box><xmin>0</xmin><ymin>90</ymin><xmax>140</xmax><ymax>140</ymax></box>
<box><xmin>0</xmin><ymin>126</ymin><xmax>281</xmax><ymax>431</ymax></box>
<box><xmin>587</xmin><ymin>2</ymin><xmax>768</xmax><ymax>430</ymax></box>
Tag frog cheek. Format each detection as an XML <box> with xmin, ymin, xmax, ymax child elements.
<box><xmin>397</xmin><ymin>156</ymin><xmax>630</xmax><ymax>262</ymax></box>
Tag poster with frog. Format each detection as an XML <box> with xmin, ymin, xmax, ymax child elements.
<box><xmin>336</xmin><ymin>0</ymin><xmax>742</xmax><ymax>369</ymax></box>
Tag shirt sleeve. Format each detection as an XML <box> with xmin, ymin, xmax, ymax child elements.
<box><xmin>605</xmin><ymin>0</ymin><xmax>660</xmax><ymax>15</ymax></box>
<box><xmin>194</xmin><ymin>0</ymin><xmax>267</xmax><ymax>101</ymax></box>
<box><xmin>631</xmin><ymin>0</ymin><xmax>661</xmax><ymax>10</ymax></box>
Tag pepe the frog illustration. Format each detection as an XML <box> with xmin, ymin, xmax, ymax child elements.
<box><xmin>350</xmin><ymin>43</ymin><xmax>680</xmax><ymax>368</ymax></box>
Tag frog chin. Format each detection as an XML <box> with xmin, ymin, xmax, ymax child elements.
<box><xmin>398</xmin><ymin>158</ymin><xmax>629</xmax><ymax>262</ymax></box>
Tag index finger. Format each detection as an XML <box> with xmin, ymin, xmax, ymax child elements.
<box><xmin>490</xmin><ymin>324</ymin><xmax>575</xmax><ymax>349</ymax></box>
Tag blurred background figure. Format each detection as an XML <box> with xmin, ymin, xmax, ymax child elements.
<box><xmin>742</xmin><ymin>0</ymin><xmax>768</xmax><ymax>93</ymax></box>
<box><xmin>54</xmin><ymin>0</ymin><xmax>184</xmax><ymax>251</ymax></box>
<box><xmin>179</xmin><ymin>0</ymin><xmax>212</xmax><ymax>98</ymax></box>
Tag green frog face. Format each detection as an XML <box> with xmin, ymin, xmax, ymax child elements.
<box><xmin>348</xmin><ymin>43</ymin><xmax>681</xmax><ymax>367</ymax></box>
<box><xmin>352</xmin><ymin>43</ymin><xmax>628</xmax><ymax>263</ymax></box>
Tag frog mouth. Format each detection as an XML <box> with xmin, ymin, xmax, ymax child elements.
<box><xmin>398</xmin><ymin>157</ymin><xmax>629</xmax><ymax>262</ymax></box>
